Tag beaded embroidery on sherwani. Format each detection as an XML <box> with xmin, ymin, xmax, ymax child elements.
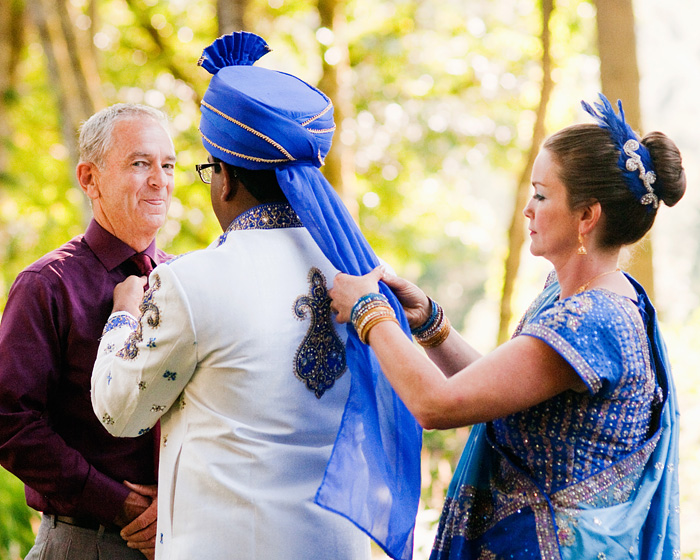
<box><xmin>293</xmin><ymin>267</ymin><xmax>347</xmax><ymax>398</ymax></box>
<box><xmin>219</xmin><ymin>202</ymin><xmax>347</xmax><ymax>398</ymax></box>
<box><xmin>116</xmin><ymin>274</ymin><xmax>163</xmax><ymax>361</ymax></box>
<box><xmin>103</xmin><ymin>314</ymin><xmax>138</xmax><ymax>335</ymax></box>
<box><xmin>217</xmin><ymin>202</ymin><xmax>303</xmax><ymax>246</ymax></box>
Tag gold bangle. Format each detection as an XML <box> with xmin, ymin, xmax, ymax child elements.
<box><xmin>355</xmin><ymin>306</ymin><xmax>394</xmax><ymax>331</ymax></box>
<box><xmin>415</xmin><ymin>315</ymin><xmax>451</xmax><ymax>348</ymax></box>
<box><xmin>357</xmin><ymin>309</ymin><xmax>395</xmax><ymax>342</ymax></box>
<box><xmin>359</xmin><ymin>314</ymin><xmax>399</xmax><ymax>344</ymax></box>
<box><xmin>353</xmin><ymin>303</ymin><xmax>397</xmax><ymax>344</ymax></box>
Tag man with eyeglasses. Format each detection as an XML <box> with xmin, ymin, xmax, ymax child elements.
<box><xmin>0</xmin><ymin>103</ymin><xmax>175</xmax><ymax>560</ymax></box>
<box><xmin>89</xmin><ymin>32</ymin><xmax>422</xmax><ymax>560</ymax></box>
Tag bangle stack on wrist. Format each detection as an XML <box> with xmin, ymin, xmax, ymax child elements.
<box><xmin>410</xmin><ymin>297</ymin><xmax>451</xmax><ymax>348</ymax></box>
<box><xmin>350</xmin><ymin>293</ymin><xmax>398</xmax><ymax>345</ymax></box>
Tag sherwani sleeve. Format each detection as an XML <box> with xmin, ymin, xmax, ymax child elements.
<box><xmin>92</xmin><ymin>264</ymin><xmax>197</xmax><ymax>438</ymax></box>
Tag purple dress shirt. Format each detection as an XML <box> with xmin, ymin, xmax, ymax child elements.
<box><xmin>0</xmin><ymin>219</ymin><xmax>169</xmax><ymax>525</ymax></box>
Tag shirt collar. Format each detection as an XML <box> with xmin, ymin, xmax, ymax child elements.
<box><xmin>84</xmin><ymin>219</ymin><xmax>158</xmax><ymax>271</ymax></box>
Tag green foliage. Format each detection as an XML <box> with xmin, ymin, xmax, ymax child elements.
<box><xmin>344</xmin><ymin>0</ymin><xmax>543</xmax><ymax>328</ymax></box>
<box><xmin>0</xmin><ymin>0</ymin><xmax>222</xmax><ymax>307</ymax></box>
<box><xmin>0</xmin><ymin>0</ymin><xmax>601</xmax><ymax>553</ymax></box>
<box><xmin>0</xmin><ymin>0</ymin><xmax>598</xmax><ymax>319</ymax></box>
<box><xmin>0</xmin><ymin>469</ymin><xmax>38</xmax><ymax>559</ymax></box>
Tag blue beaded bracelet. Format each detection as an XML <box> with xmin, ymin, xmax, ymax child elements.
<box><xmin>350</xmin><ymin>293</ymin><xmax>390</xmax><ymax>325</ymax></box>
<box><xmin>411</xmin><ymin>298</ymin><xmax>439</xmax><ymax>336</ymax></box>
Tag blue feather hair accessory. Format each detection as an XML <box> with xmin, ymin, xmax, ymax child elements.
<box><xmin>581</xmin><ymin>93</ymin><xmax>659</xmax><ymax>210</ymax></box>
<box><xmin>198</xmin><ymin>32</ymin><xmax>272</xmax><ymax>74</ymax></box>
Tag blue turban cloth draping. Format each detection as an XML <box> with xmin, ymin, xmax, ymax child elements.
<box><xmin>198</xmin><ymin>32</ymin><xmax>422</xmax><ymax>560</ymax></box>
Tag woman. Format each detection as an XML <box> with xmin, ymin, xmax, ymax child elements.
<box><xmin>329</xmin><ymin>95</ymin><xmax>685</xmax><ymax>560</ymax></box>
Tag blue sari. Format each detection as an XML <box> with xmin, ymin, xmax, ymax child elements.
<box><xmin>431</xmin><ymin>274</ymin><xmax>680</xmax><ymax>560</ymax></box>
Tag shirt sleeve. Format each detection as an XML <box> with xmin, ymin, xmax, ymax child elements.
<box><xmin>0</xmin><ymin>272</ymin><xmax>130</xmax><ymax>523</ymax></box>
<box><xmin>92</xmin><ymin>264</ymin><xmax>198</xmax><ymax>438</ymax></box>
<box><xmin>518</xmin><ymin>292</ymin><xmax>626</xmax><ymax>396</ymax></box>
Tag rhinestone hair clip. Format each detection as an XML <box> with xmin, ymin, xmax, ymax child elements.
<box><xmin>623</xmin><ymin>139</ymin><xmax>658</xmax><ymax>208</ymax></box>
<box><xmin>581</xmin><ymin>94</ymin><xmax>659</xmax><ymax>210</ymax></box>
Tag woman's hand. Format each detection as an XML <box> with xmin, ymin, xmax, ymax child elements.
<box><xmin>329</xmin><ymin>267</ymin><xmax>384</xmax><ymax>323</ymax></box>
<box><xmin>381</xmin><ymin>271</ymin><xmax>431</xmax><ymax>330</ymax></box>
<box><xmin>330</xmin><ymin>266</ymin><xmax>433</xmax><ymax>329</ymax></box>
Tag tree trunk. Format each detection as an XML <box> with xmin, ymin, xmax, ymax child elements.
<box><xmin>595</xmin><ymin>0</ymin><xmax>654</xmax><ymax>298</ymax></box>
<box><xmin>55</xmin><ymin>0</ymin><xmax>102</xmax><ymax>118</ymax></box>
<box><xmin>497</xmin><ymin>0</ymin><xmax>554</xmax><ymax>344</ymax></box>
<box><xmin>316</xmin><ymin>0</ymin><xmax>356</xmax><ymax>215</ymax></box>
<box><xmin>27</xmin><ymin>0</ymin><xmax>102</xmax><ymax>140</ymax></box>
<box><xmin>218</xmin><ymin>0</ymin><xmax>249</xmax><ymax>35</ymax></box>
<box><xmin>27</xmin><ymin>0</ymin><xmax>103</xmax><ymax>224</ymax></box>
<box><xmin>0</xmin><ymin>0</ymin><xmax>25</xmax><ymax>175</ymax></box>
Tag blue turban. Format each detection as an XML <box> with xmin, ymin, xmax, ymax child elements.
<box><xmin>198</xmin><ymin>33</ymin><xmax>422</xmax><ymax>560</ymax></box>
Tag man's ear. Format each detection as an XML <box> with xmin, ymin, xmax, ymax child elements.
<box><xmin>77</xmin><ymin>162</ymin><xmax>100</xmax><ymax>200</ymax></box>
<box><xmin>219</xmin><ymin>163</ymin><xmax>238</xmax><ymax>202</ymax></box>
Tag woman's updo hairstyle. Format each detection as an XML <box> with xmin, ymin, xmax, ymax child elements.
<box><xmin>543</xmin><ymin>124</ymin><xmax>686</xmax><ymax>248</ymax></box>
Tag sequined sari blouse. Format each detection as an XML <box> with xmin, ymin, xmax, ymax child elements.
<box><xmin>492</xmin><ymin>288</ymin><xmax>661</xmax><ymax>494</ymax></box>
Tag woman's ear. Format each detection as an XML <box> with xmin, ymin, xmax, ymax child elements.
<box><xmin>579</xmin><ymin>201</ymin><xmax>602</xmax><ymax>237</ymax></box>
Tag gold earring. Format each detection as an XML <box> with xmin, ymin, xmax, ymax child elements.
<box><xmin>577</xmin><ymin>233</ymin><xmax>587</xmax><ymax>255</ymax></box>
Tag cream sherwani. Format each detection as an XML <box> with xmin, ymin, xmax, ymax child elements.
<box><xmin>92</xmin><ymin>204</ymin><xmax>370</xmax><ymax>560</ymax></box>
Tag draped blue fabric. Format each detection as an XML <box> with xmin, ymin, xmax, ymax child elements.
<box><xmin>629</xmin><ymin>275</ymin><xmax>680</xmax><ymax>560</ymax></box>
<box><xmin>431</xmin><ymin>274</ymin><xmax>680</xmax><ymax>560</ymax></box>
<box><xmin>198</xmin><ymin>32</ymin><xmax>422</xmax><ymax>560</ymax></box>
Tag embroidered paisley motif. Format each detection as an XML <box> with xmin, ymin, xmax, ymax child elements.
<box><xmin>293</xmin><ymin>267</ymin><xmax>346</xmax><ymax>398</ymax></box>
<box><xmin>117</xmin><ymin>274</ymin><xmax>162</xmax><ymax>360</ymax></box>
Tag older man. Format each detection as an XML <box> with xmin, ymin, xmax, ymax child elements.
<box><xmin>90</xmin><ymin>32</ymin><xmax>422</xmax><ymax>560</ymax></box>
<box><xmin>0</xmin><ymin>103</ymin><xmax>175</xmax><ymax>559</ymax></box>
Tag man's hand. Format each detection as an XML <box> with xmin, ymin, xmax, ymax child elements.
<box><xmin>115</xmin><ymin>481</ymin><xmax>158</xmax><ymax>560</ymax></box>
<box><xmin>112</xmin><ymin>277</ymin><xmax>147</xmax><ymax>316</ymax></box>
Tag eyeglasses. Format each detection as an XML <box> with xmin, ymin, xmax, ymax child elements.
<box><xmin>195</xmin><ymin>162</ymin><xmax>221</xmax><ymax>184</ymax></box>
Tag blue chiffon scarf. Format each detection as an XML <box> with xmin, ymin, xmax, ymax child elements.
<box><xmin>276</xmin><ymin>165</ymin><xmax>423</xmax><ymax>560</ymax></box>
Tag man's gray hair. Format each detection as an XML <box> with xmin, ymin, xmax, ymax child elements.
<box><xmin>78</xmin><ymin>104</ymin><xmax>171</xmax><ymax>168</ymax></box>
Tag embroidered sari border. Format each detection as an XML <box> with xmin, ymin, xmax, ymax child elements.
<box><xmin>551</xmin><ymin>429</ymin><xmax>660</xmax><ymax>508</ymax></box>
<box><xmin>519</xmin><ymin>325</ymin><xmax>602</xmax><ymax>393</ymax></box>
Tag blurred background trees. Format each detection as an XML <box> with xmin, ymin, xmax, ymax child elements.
<box><xmin>1</xmin><ymin>0</ymin><xmax>699</xmax><ymax>558</ymax></box>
